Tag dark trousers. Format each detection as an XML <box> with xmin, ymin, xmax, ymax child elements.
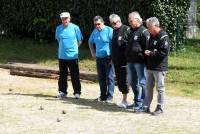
<box><xmin>96</xmin><ymin>56</ymin><xmax>115</xmax><ymax>100</ymax></box>
<box><xmin>58</xmin><ymin>59</ymin><xmax>81</xmax><ymax>95</ymax></box>
<box><xmin>113</xmin><ymin>63</ymin><xmax>129</xmax><ymax>94</ymax></box>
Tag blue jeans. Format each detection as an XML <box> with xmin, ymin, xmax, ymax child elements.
<box><xmin>127</xmin><ymin>63</ymin><xmax>146</xmax><ymax>107</ymax></box>
<box><xmin>96</xmin><ymin>56</ymin><xmax>115</xmax><ymax>100</ymax></box>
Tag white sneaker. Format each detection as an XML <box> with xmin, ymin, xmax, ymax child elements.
<box><xmin>74</xmin><ymin>93</ymin><xmax>80</xmax><ymax>99</ymax></box>
<box><xmin>118</xmin><ymin>101</ymin><xmax>128</xmax><ymax>109</ymax></box>
<box><xmin>57</xmin><ymin>92</ymin><xmax>66</xmax><ymax>98</ymax></box>
<box><xmin>106</xmin><ymin>99</ymin><xmax>113</xmax><ymax>104</ymax></box>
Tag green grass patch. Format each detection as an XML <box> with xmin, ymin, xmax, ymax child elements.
<box><xmin>167</xmin><ymin>35</ymin><xmax>200</xmax><ymax>99</ymax></box>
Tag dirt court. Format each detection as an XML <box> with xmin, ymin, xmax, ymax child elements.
<box><xmin>0</xmin><ymin>68</ymin><xmax>200</xmax><ymax>134</ymax></box>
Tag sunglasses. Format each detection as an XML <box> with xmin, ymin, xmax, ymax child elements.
<box><xmin>94</xmin><ymin>23</ymin><xmax>101</xmax><ymax>26</ymax></box>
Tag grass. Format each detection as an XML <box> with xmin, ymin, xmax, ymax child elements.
<box><xmin>0</xmin><ymin>38</ymin><xmax>96</xmax><ymax>72</ymax></box>
<box><xmin>167</xmin><ymin>33</ymin><xmax>200</xmax><ymax>98</ymax></box>
<box><xmin>0</xmin><ymin>37</ymin><xmax>200</xmax><ymax>99</ymax></box>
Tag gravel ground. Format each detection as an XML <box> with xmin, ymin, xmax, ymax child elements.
<box><xmin>0</xmin><ymin>68</ymin><xmax>200</xmax><ymax>134</ymax></box>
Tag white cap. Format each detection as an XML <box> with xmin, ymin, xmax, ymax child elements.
<box><xmin>60</xmin><ymin>12</ymin><xmax>70</xmax><ymax>18</ymax></box>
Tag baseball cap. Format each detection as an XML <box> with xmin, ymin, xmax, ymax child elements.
<box><xmin>60</xmin><ymin>12</ymin><xmax>70</xmax><ymax>18</ymax></box>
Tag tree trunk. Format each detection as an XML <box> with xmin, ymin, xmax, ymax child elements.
<box><xmin>187</xmin><ymin>0</ymin><xmax>198</xmax><ymax>38</ymax></box>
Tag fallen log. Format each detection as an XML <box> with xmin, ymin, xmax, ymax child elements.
<box><xmin>0</xmin><ymin>64</ymin><xmax>59</xmax><ymax>74</ymax></box>
<box><xmin>10</xmin><ymin>69</ymin><xmax>97</xmax><ymax>82</ymax></box>
<box><xmin>1</xmin><ymin>63</ymin><xmax>97</xmax><ymax>82</ymax></box>
<box><xmin>10</xmin><ymin>70</ymin><xmax>59</xmax><ymax>79</ymax></box>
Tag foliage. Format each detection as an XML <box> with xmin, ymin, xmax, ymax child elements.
<box><xmin>0</xmin><ymin>0</ymin><xmax>190</xmax><ymax>50</ymax></box>
<box><xmin>137</xmin><ymin>0</ymin><xmax>190</xmax><ymax>51</ymax></box>
<box><xmin>197</xmin><ymin>0</ymin><xmax>200</xmax><ymax>28</ymax></box>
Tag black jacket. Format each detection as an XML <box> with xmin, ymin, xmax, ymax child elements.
<box><xmin>111</xmin><ymin>25</ymin><xmax>130</xmax><ymax>65</ymax></box>
<box><xmin>146</xmin><ymin>30</ymin><xmax>170</xmax><ymax>71</ymax></box>
<box><xmin>125</xmin><ymin>25</ymin><xmax>150</xmax><ymax>63</ymax></box>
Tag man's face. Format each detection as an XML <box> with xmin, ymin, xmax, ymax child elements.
<box><xmin>111</xmin><ymin>20</ymin><xmax>121</xmax><ymax>30</ymax></box>
<box><xmin>147</xmin><ymin>24</ymin><xmax>155</xmax><ymax>35</ymax></box>
<box><xmin>94</xmin><ymin>20</ymin><xmax>104</xmax><ymax>31</ymax></box>
<box><xmin>128</xmin><ymin>16</ymin><xmax>138</xmax><ymax>29</ymax></box>
<box><xmin>61</xmin><ymin>17</ymin><xmax>70</xmax><ymax>26</ymax></box>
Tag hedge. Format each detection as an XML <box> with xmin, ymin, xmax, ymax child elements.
<box><xmin>0</xmin><ymin>0</ymin><xmax>190</xmax><ymax>50</ymax></box>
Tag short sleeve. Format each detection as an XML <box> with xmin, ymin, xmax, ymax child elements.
<box><xmin>75</xmin><ymin>26</ymin><xmax>83</xmax><ymax>41</ymax></box>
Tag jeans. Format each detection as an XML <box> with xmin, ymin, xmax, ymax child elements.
<box><xmin>127</xmin><ymin>63</ymin><xmax>146</xmax><ymax>107</ymax></box>
<box><xmin>96</xmin><ymin>56</ymin><xmax>115</xmax><ymax>100</ymax></box>
<box><xmin>143</xmin><ymin>70</ymin><xmax>166</xmax><ymax>108</ymax></box>
<box><xmin>58</xmin><ymin>59</ymin><xmax>81</xmax><ymax>95</ymax></box>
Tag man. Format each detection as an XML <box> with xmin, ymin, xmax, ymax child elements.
<box><xmin>126</xmin><ymin>11</ymin><xmax>150</xmax><ymax>112</ymax></box>
<box><xmin>55</xmin><ymin>12</ymin><xmax>83</xmax><ymax>99</ymax></box>
<box><xmin>143</xmin><ymin>17</ymin><xmax>170</xmax><ymax>116</ymax></box>
<box><xmin>88</xmin><ymin>16</ymin><xmax>115</xmax><ymax>102</ymax></box>
<box><xmin>109</xmin><ymin>14</ymin><xmax>130</xmax><ymax>108</ymax></box>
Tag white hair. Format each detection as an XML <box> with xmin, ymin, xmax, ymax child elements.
<box><xmin>146</xmin><ymin>17</ymin><xmax>160</xmax><ymax>27</ymax></box>
<box><xmin>109</xmin><ymin>14</ymin><xmax>121</xmax><ymax>23</ymax></box>
<box><xmin>129</xmin><ymin>11</ymin><xmax>142</xmax><ymax>24</ymax></box>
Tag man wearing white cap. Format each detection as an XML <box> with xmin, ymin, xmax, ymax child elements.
<box><xmin>55</xmin><ymin>12</ymin><xmax>83</xmax><ymax>99</ymax></box>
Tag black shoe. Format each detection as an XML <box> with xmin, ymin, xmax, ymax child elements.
<box><xmin>151</xmin><ymin>105</ymin><xmax>163</xmax><ymax>116</ymax></box>
<box><xmin>94</xmin><ymin>97</ymin><xmax>106</xmax><ymax>102</ymax></box>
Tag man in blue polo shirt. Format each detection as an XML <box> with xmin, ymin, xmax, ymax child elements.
<box><xmin>55</xmin><ymin>12</ymin><xmax>83</xmax><ymax>99</ymax></box>
<box><xmin>88</xmin><ymin>16</ymin><xmax>115</xmax><ymax>102</ymax></box>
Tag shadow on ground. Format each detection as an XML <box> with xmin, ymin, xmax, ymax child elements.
<box><xmin>2</xmin><ymin>92</ymin><xmax>134</xmax><ymax>113</ymax></box>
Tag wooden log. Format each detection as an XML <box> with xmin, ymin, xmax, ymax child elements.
<box><xmin>1</xmin><ymin>63</ymin><xmax>97</xmax><ymax>82</ymax></box>
<box><xmin>10</xmin><ymin>69</ymin><xmax>97</xmax><ymax>82</ymax></box>
<box><xmin>10</xmin><ymin>70</ymin><xmax>59</xmax><ymax>79</ymax></box>
<box><xmin>0</xmin><ymin>64</ymin><xmax>59</xmax><ymax>74</ymax></box>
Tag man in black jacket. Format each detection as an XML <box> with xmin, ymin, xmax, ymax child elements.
<box><xmin>126</xmin><ymin>11</ymin><xmax>150</xmax><ymax>112</ymax></box>
<box><xmin>109</xmin><ymin>14</ymin><xmax>130</xmax><ymax>108</ymax></box>
<box><xmin>143</xmin><ymin>17</ymin><xmax>170</xmax><ymax>116</ymax></box>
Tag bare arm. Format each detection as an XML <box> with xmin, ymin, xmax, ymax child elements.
<box><xmin>78</xmin><ymin>40</ymin><xmax>82</xmax><ymax>47</ymax></box>
<box><xmin>88</xmin><ymin>42</ymin><xmax>96</xmax><ymax>58</ymax></box>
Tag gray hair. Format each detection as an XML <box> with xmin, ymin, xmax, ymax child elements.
<box><xmin>109</xmin><ymin>14</ymin><xmax>121</xmax><ymax>23</ymax></box>
<box><xmin>129</xmin><ymin>11</ymin><xmax>142</xmax><ymax>24</ymax></box>
<box><xmin>93</xmin><ymin>16</ymin><xmax>104</xmax><ymax>23</ymax></box>
<box><xmin>146</xmin><ymin>17</ymin><xmax>160</xmax><ymax>27</ymax></box>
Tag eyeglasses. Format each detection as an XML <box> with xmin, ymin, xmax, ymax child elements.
<box><xmin>94</xmin><ymin>23</ymin><xmax>101</xmax><ymax>26</ymax></box>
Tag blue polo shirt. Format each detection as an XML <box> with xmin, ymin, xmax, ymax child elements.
<box><xmin>89</xmin><ymin>26</ymin><xmax>113</xmax><ymax>58</ymax></box>
<box><xmin>55</xmin><ymin>23</ymin><xmax>83</xmax><ymax>59</ymax></box>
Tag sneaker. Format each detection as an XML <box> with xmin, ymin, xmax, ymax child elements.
<box><xmin>118</xmin><ymin>101</ymin><xmax>128</xmax><ymax>109</ymax></box>
<box><xmin>151</xmin><ymin>105</ymin><xmax>163</xmax><ymax>116</ymax></box>
<box><xmin>126</xmin><ymin>103</ymin><xmax>135</xmax><ymax>109</ymax></box>
<box><xmin>133</xmin><ymin>106</ymin><xmax>143</xmax><ymax>113</ymax></box>
<box><xmin>74</xmin><ymin>93</ymin><xmax>80</xmax><ymax>99</ymax></box>
<box><xmin>57</xmin><ymin>92</ymin><xmax>66</xmax><ymax>98</ymax></box>
<box><xmin>94</xmin><ymin>97</ymin><xmax>106</xmax><ymax>102</ymax></box>
<box><xmin>106</xmin><ymin>98</ymin><xmax>113</xmax><ymax>103</ymax></box>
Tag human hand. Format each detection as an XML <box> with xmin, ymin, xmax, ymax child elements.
<box><xmin>145</xmin><ymin>50</ymin><xmax>152</xmax><ymax>56</ymax></box>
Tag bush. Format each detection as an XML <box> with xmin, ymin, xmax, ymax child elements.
<box><xmin>0</xmin><ymin>0</ymin><xmax>190</xmax><ymax>50</ymax></box>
